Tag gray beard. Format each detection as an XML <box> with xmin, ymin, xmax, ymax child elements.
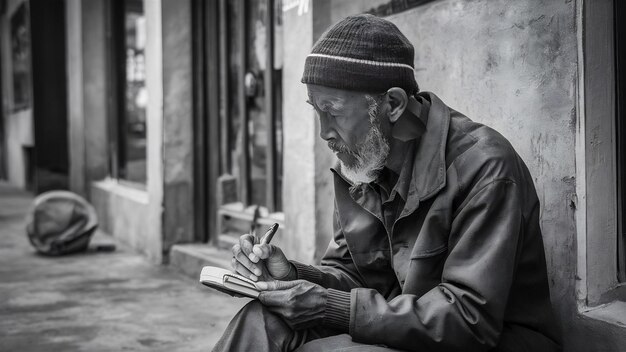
<box><xmin>338</xmin><ymin>120</ymin><xmax>390</xmax><ymax>186</ymax></box>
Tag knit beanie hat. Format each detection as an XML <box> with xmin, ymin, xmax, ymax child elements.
<box><xmin>301</xmin><ymin>14</ymin><xmax>419</xmax><ymax>95</ymax></box>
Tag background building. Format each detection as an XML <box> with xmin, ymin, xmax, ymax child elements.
<box><xmin>0</xmin><ymin>0</ymin><xmax>625</xmax><ymax>350</ymax></box>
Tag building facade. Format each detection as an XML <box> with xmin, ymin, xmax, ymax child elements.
<box><xmin>1</xmin><ymin>0</ymin><xmax>625</xmax><ymax>350</ymax></box>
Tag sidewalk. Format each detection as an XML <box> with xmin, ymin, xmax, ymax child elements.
<box><xmin>0</xmin><ymin>183</ymin><xmax>246</xmax><ymax>351</ymax></box>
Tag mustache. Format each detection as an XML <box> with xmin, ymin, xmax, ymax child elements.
<box><xmin>327</xmin><ymin>141</ymin><xmax>353</xmax><ymax>154</ymax></box>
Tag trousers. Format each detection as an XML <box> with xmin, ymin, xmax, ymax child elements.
<box><xmin>212</xmin><ymin>301</ymin><xmax>405</xmax><ymax>352</ymax></box>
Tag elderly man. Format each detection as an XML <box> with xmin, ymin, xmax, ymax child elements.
<box><xmin>214</xmin><ymin>14</ymin><xmax>561</xmax><ymax>352</ymax></box>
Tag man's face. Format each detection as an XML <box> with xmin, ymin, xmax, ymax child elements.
<box><xmin>306</xmin><ymin>84</ymin><xmax>391</xmax><ymax>184</ymax></box>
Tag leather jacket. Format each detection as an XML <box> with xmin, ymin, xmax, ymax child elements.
<box><xmin>293</xmin><ymin>92</ymin><xmax>562</xmax><ymax>352</ymax></box>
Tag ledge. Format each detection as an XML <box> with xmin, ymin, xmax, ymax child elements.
<box><xmin>170</xmin><ymin>244</ymin><xmax>232</xmax><ymax>280</ymax></box>
<box><xmin>581</xmin><ymin>301</ymin><xmax>626</xmax><ymax>328</ymax></box>
<box><xmin>92</xmin><ymin>178</ymin><xmax>149</xmax><ymax>205</ymax></box>
<box><xmin>218</xmin><ymin>202</ymin><xmax>285</xmax><ymax>224</ymax></box>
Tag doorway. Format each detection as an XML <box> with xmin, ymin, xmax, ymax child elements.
<box><xmin>193</xmin><ymin>0</ymin><xmax>284</xmax><ymax>245</ymax></box>
<box><xmin>30</xmin><ymin>0</ymin><xmax>69</xmax><ymax>193</ymax></box>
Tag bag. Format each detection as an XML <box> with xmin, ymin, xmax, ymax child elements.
<box><xmin>26</xmin><ymin>191</ymin><xmax>98</xmax><ymax>255</ymax></box>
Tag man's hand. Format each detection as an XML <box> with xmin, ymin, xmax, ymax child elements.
<box><xmin>231</xmin><ymin>234</ymin><xmax>295</xmax><ymax>281</ymax></box>
<box><xmin>250</xmin><ymin>242</ymin><xmax>295</xmax><ymax>280</ymax></box>
<box><xmin>257</xmin><ymin>280</ymin><xmax>327</xmax><ymax>330</ymax></box>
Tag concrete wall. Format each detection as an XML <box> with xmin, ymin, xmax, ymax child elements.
<box><xmin>136</xmin><ymin>0</ymin><xmax>164</xmax><ymax>264</ymax></box>
<box><xmin>281</xmin><ymin>2</ymin><xmax>318</xmax><ymax>262</ymax></box>
<box><xmin>91</xmin><ymin>181</ymin><xmax>153</xmax><ymax>259</ymax></box>
<box><xmin>161</xmin><ymin>0</ymin><xmax>194</xmax><ymax>254</ymax></box>
<box><xmin>66</xmin><ymin>0</ymin><xmax>85</xmax><ymax>195</ymax></box>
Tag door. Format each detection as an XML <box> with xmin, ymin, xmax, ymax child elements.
<box><xmin>194</xmin><ymin>0</ymin><xmax>283</xmax><ymax>245</ymax></box>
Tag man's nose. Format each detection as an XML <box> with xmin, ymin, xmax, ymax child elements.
<box><xmin>318</xmin><ymin>114</ymin><xmax>337</xmax><ymax>141</ymax></box>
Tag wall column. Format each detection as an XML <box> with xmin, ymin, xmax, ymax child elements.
<box><xmin>160</xmin><ymin>0</ymin><xmax>194</xmax><ymax>257</ymax></box>
<box><xmin>66</xmin><ymin>0</ymin><xmax>85</xmax><ymax>195</ymax></box>
<box><xmin>281</xmin><ymin>0</ymin><xmax>336</xmax><ymax>263</ymax></box>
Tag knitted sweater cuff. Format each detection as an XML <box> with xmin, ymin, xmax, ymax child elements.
<box><xmin>323</xmin><ymin>288</ymin><xmax>351</xmax><ymax>332</ymax></box>
<box><xmin>291</xmin><ymin>261</ymin><xmax>323</xmax><ymax>286</ymax></box>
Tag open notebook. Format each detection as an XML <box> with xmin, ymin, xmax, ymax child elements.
<box><xmin>199</xmin><ymin>266</ymin><xmax>260</xmax><ymax>298</ymax></box>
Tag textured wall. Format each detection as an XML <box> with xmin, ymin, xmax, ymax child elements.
<box><xmin>161</xmin><ymin>0</ymin><xmax>194</xmax><ymax>253</ymax></box>
<box><xmin>66</xmin><ymin>0</ymin><xmax>85</xmax><ymax>195</ymax></box>
<box><xmin>143</xmin><ymin>0</ymin><xmax>165</xmax><ymax>263</ymax></box>
<box><xmin>282</xmin><ymin>4</ymin><xmax>318</xmax><ymax>263</ymax></box>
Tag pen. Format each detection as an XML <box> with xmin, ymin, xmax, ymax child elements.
<box><xmin>259</xmin><ymin>223</ymin><xmax>279</xmax><ymax>245</ymax></box>
<box><xmin>250</xmin><ymin>206</ymin><xmax>261</xmax><ymax>238</ymax></box>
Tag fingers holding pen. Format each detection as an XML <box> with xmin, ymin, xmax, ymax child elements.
<box><xmin>233</xmin><ymin>244</ymin><xmax>262</xmax><ymax>275</ymax></box>
<box><xmin>239</xmin><ymin>233</ymin><xmax>263</xmax><ymax>271</ymax></box>
<box><xmin>250</xmin><ymin>243</ymin><xmax>274</xmax><ymax>262</ymax></box>
<box><xmin>239</xmin><ymin>233</ymin><xmax>256</xmax><ymax>254</ymax></box>
<box><xmin>231</xmin><ymin>257</ymin><xmax>258</xmax><ymax>281</ymax></box>
<box><xmin>231</xmin><ymin>237</ymin><xmax>263</xmax><ymax>280</ymax></box>
<box><xmin>232</xmin><ymin>227</ymin><xmax>282</xmax><ymax>281</ymax></box>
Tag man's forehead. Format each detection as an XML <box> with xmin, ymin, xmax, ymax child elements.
<box><xmin>307</xmin><ymin>93</ymin><xmax>345</xmax><ymax>109</ymax></box>
<box><xmin>306</xmin><ymin>84</ymin><xmax>364</xmax><ymax>105</ymax></box>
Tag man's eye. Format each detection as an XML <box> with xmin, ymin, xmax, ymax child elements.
<box><xmin>320</xmin><ymin>110</ymin><xmax>336</xmax><ymax>118</ymax></box>
<box><xmin>326</xmin><ymin>110</ymin><xmax>340</xmax><ymax>118</ymax></box>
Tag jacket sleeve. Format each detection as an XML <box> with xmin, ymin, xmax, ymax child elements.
<box><xmin>348</xmin><ymin>179</ymin><xmax>523</xmax><ymax>352</ymax></box>
<box><xmin>291</xmin><ymin>204</ymin><xmax>365</xmax><ymax>292</ymax></box>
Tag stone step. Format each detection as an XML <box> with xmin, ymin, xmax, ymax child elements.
<box><xmin>169</xmin><ymin>243</ymin><xmax>232</xmax><ymax>280</ymax></box>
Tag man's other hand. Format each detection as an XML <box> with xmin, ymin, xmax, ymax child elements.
<box><xmin>257</xmin><ymin>280</ymin><xmax>327</xmax><ymax>330</ymax></box>
<box><xmin>231</xmin><ymin>234</ymin><xmax>296</xmax><ymax>281</ymax></box>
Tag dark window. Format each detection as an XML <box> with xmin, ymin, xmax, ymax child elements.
<box><xmin>109</xmin><ymin>0</ymin><xmax>147</xmax><ymax>185</ymax></box>
<box><xmin>616</xmin><ymin>0</ymin><xmax>626</xmax><ymax>282</ymax></box>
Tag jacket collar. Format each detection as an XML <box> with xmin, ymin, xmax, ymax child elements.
<box><xmin>331</xmin><ymin>92</ymin><xmax>450</xmax><ymax>211</ymax></box>
<box><xmin>408</xmin><ymin>92</ymin><xmax>450</xmax><ymax>201</ymax></box>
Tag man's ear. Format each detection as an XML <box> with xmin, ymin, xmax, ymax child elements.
<box><xmin>386</xmin><ymin>87</ymin><xmax>408</xmax><ymax>124</ymax></box>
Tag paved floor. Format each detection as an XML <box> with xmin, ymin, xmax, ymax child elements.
<box><xmin>0</xmin><ymin>183</ymin><xmax>247</xmax><ymax>351</ymax></box>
